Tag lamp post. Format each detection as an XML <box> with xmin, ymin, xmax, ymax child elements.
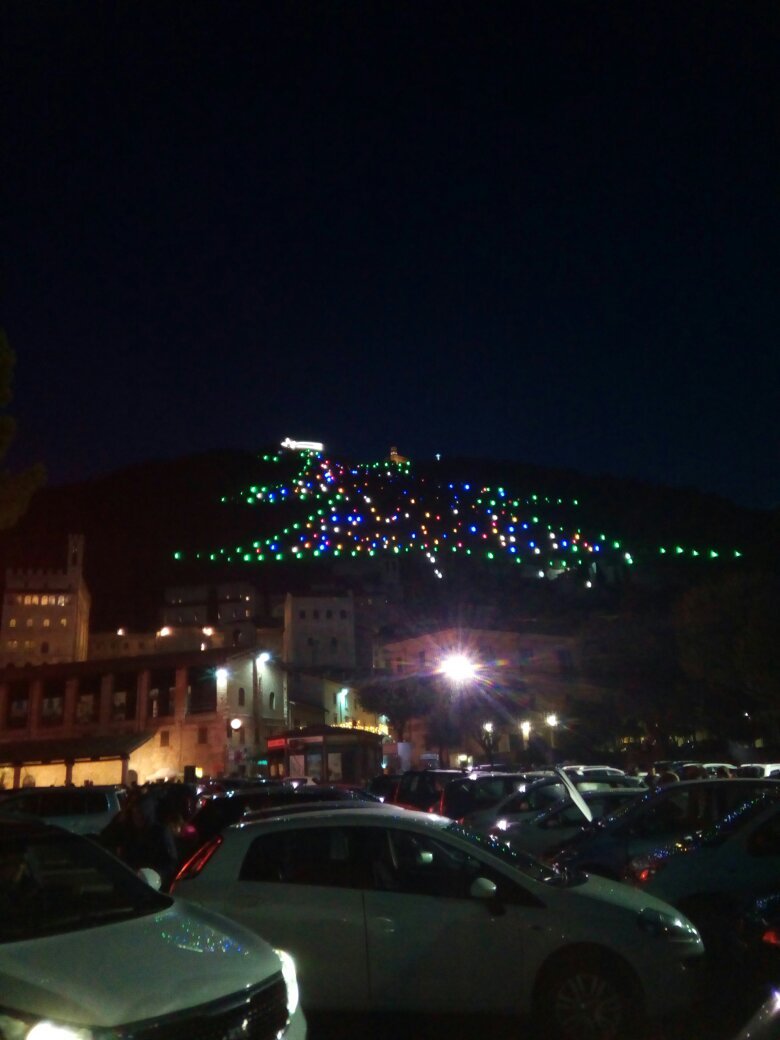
<box><xmin>482</xmin><ymin>720</ymin><xmax>495</xmax><ymax>768</ymax></box>
<box><xmin>545</xmin><ymin>713</ymin><xmax>559</xmax><ymax>750</ymax></box>
<box><xmin>439</xmin><ymin>652</ymin><xmax>479</xmax><ymax>768</ymax></box>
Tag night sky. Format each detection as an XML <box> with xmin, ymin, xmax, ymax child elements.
<box><xmin>1</xmin><ymin>2</ymin><xmax>778</xmax><ymax>509</ymax></box>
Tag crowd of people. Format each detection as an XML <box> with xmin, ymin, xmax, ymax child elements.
<box><xmin>99</xmin><ymin>783</ymin><xmax>197</xmax><ymax>890</ymax></box>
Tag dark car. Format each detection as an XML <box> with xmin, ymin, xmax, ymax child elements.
<box><xmin>189</xmin><ymin>783</ymin><xmax>381</xmax><ymax>844</ymax></box>
<box><xmin>436</xmin><ymin>771</ymin><xmax>535</xmax><ymax>820</ymax></box>
<box><xmin>734</xmin><ymin>890</ymin><xmax>780</xmax><ymax>997</ymax></box>
<box><xmin>550</xmin><ymin>777</ymin><xmax>780</xmax><ymax>880</ymax></box>
<box><xmin>0</xmin><ymin>784</ymin><xmax>127</xmax><ymax>837</ymax></box>
<box><xmin>365</xmin><ymin>773</ymin><xmax>403</xmax><ymax>802</ymax></box>
<box><xmin>494</xmin><ymin>787</ymin><xmax>644</xmax><ymax>860</ymax></box>
<box><xmin>390</xmin><ymin>769</ymin><xmax>466</xmax><ymax>812</ymax></box>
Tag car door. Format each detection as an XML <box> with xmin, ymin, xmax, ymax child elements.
<box><xmin>361</xmin><ymin>824</ymin><xmax>536</xmax><ymax>1015</ymax></box>
<box><xmin>728</xmin><ymin>803</ymin><xmax>780</xmax><ymax>893</ymax></box>
<box><xmin>217</xmin><ymin>824</ymin><xmax>371</xmax><ymax>1011</ymax></box>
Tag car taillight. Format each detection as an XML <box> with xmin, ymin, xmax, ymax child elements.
<box><xmin>625</xmin><ymin>857</ymin><xmax>663</xmax><ymax>884</ymax></box>
<box><xmin>171</xmin><ymin>835</ymin><xmax>223</xmax><ymax>887</ymax></box>
<box><xmin>762</xmin><ymin>927</ymin><xmax>780</xmax><ymax>947</ymax></box>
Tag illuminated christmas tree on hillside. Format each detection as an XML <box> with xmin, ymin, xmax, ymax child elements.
<box><xmin>172</xmin><ymin>442</ymin><xmax>743</xmax><ymax>583</ymax></box>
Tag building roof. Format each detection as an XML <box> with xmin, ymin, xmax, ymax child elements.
<box><xmin>0</xmin><ymin>731</ymin><xmax>153</xmax><ymax>766</ymax></box>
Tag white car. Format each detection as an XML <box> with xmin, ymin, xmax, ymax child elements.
<box><xmin>173</xmin><ymin>805</ymin><xmax>704</xmax><ymax>1038</ymax></box>
<box><xmin>494</xmin><ymin>788</ymin><xmax>643</xmax><ymax>859</ymax></box>
<box><xmin>0</xmin><ymin>817</ymin><xmax>306</xmax><ymax>1040</ymax></box>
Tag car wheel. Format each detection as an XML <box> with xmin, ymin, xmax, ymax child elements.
<box><xmin>535</xmin><ymin>949</ymin><xmax>638</xmax><ymax>1040</ymax></box>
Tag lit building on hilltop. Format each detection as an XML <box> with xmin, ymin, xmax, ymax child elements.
<box><xmin>283</xmin><ymin>591</ymin><xmax>356</xmax><ymax>668</ymax></box>
<box><xmin>0</xmin><ymin>535</ymin><xmax>91</xmax><ymax>668</ymax></box>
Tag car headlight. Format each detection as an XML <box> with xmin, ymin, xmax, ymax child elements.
<box><xmin>0</xmin><ymin>1012</ymin><xmax>98</xmax><ymax>1040</ymax></box>
<box><xmin>637</xmin><ymin>907</ymin><xmax>701</xmax><ymax>943</ymax></box>
<box><xmin>274</xmin><ymin>948</ymin><xmax>300</xmax><ymax>1016</ymax></box>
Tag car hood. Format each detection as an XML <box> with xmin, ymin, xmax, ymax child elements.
<box><xmin>0</xmin><ymin>899</ymin><xmax>283</xmax><ymax>1027</ymax></box>
<box><xmin>564</xmin><ymin>868</ymin><xmax>699</xmax><ymax>922</ymax></box>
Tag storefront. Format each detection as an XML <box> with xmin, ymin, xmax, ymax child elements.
<box><xmin>266</xmin><ymin>724</ymin><xmax>384</xmax><ymax>785</ymax></box>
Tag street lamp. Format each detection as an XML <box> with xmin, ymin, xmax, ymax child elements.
<box><xmin>520</xmin><ymin>719</ymin><xmax>531</xmax><ymax>747</ymax></box>
<box><xmin>482</xmin><ymin>720</ymin><xmax>495</xmax><ymax>768</ymax></box>
<box><xmin>545</xmin><ymin>713</ymin><xmax>558</xmax><ymax>749</ymax></box>
<box><xmin>439</xmin><ymin>653</ymin><xmax>478</xmax><ymax>684</ymax></box>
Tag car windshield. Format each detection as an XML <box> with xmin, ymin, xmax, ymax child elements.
<box><xmin>0</xmin><ymin>827</ymin><xmax>171</xmax><ymax>942</ymax></box>
<box><xmin>443</xmin><ymin>821</ymin><xmax>571</xmax><ymax>884</ymax></box>
<box><xmin>697</xmin><ymin>791</ymin><xmax>780</xmax><ymax>847</ymax></box>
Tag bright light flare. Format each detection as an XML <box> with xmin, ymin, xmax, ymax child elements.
<box><xmin>440</xmin><ymin>653</ymin><xmax>478</xmax><ymax>683</ymax></box>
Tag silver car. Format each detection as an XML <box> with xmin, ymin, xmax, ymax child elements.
<box><xmin>173</xmin><ymin>805</ymin><xmax>704</xmax><ymax>1038</ymax></box>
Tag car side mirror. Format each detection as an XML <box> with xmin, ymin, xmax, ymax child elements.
<box><xmin>469</xmin><ymin>876</ymin><xmax>505</xmax><ymax>915</ymax></box>
<box><xmin>137</xmin><ymin>867</ymin><xmax>162</xmax><ymax>890</ymax></box>
<box><xmin>470</xmin><ymin>876</ymin><xmax>497</xmax><ymax>900</ymax></box>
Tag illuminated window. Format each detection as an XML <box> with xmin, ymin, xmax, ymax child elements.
<box><xmin>7</xmin><ymin>639</ymin><xmax>17</xmax><ymax>649</ymax></box>
<box><xmin>60</xmin><ymin>618</ymin><xmax>68</xmax><ymax>627</ymax></box>
<box><xmin>43</xmin><ymin>618</ymin><xmax>50</xmax><ymax>628</ymax></box>
<box><xmin>24</xmin><ymin>595</ymin><xmax>31</xmax><ymax>605</ymax></box>
<box><xmin>25</xmin><ymin>619</ymin><xmax>33</xmax><ymax>628</ymax></box>
<box><xmin>9</xmin><ymin>619</ymin><xmax>16</xmax><ymax>628</ymax></box>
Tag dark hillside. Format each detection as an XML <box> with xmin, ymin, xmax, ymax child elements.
<box><xmin>0</xmin><ymin>447</ymin><xmax>774</xmax><ymax>632</ymax></box>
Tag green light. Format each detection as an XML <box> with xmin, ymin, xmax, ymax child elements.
<box><xmin>709</xmin><ymin>550</ymin><xmax>719</xmax><ymax>558</ymax></box>
<box><xmin>173</xmin><ymin>551</ymin><xmax>182</xmax><ymax>560</ymax></box>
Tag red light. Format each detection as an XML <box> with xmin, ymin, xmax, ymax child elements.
<box><xmin>762</xmin><ymin>927</ymin><xmax>780</xmax><ymax>947</ymax></box>
<box><xmin>171</xmin><ymin>835</ymin><xmax>223</xmax><ymax>888</ymax></box>
<box><xmin>636</xmin><ymin>867</ymin><xmax>653</xmax><ymax>884</ymax></box>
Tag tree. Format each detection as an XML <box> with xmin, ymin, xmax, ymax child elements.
<box><xmin>676</xmin><ymin>569</ymin><xmax>780</xmax><ymax>743</ymax></box>
<box><xmin>357</xmin><ymin>674</ymin><xmax>437</xmax><ymax>742</ymax></box>
<box><xmin>0</xmin><ymin>329</ymin><xmax>45</xmax><ymax>529</ymax></box>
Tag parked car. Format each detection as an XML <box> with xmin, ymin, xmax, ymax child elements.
<box><xmin>0</xmin><ymin>817</ymin><xmax>306</xmax><ymax>1040</ymax></box>
<box><xmin>172</xmin><ymin>805</ymin><xmax>704</xmax><ymax>1038</ymax></box>
<box><xmin>625</xmin><ymin>790</ymin><xmax>780</xmax><ymax>949</ymax></box>
<box><xmin>365</xmin><ymin>772</ymin><xmax>403</xmax><ymax>802</ymax></box>
<box><xmin>0</xmin><ymin>784</ymin><xmax>127</xmax><ymax>837</ymax></box>
<box><xmin>390</xmin><ymin>769</ymin><xmax>466</xmax><ymax>811</ymax></box>
<box><xmin>493</xmin><ymin>788</ymin><xmax>644</xmax><ymax>860</ymax></box>
<box><xmin>550</xmin><ymin>778</ymin><xmax>780</xmax><ymax>880</ymax></box>
<box><xmin>463</xmin><ymin>769</ymin><xmax>638</xmax><ymax>833</ymax></box>
<box><xmin>733</xmin><ymin>889</ymin><xmax>780</xmax><ymax>996</ymax></box>
<box><xmin>737</xmin><ymin>764</ymin><xmax>780</xmax><ymax>779</ymax></box>
<box><xmin>436</xmin><ymin>770</ymin><xmax>535</xmax><ymax>820</ymax></box>
<box><xmin>188</xmin><ymin>783</ymin><xmax>380</xmax><ymax>845</ymax></box>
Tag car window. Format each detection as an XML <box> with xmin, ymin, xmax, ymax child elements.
<box><xmin>239</xmin><ymin>826</ymin><xmax>372</xmax><ymax>889</ymax></box>
<box><xmin>0</xmin><ymin>828</ymin><xmax>169</xmax><ymax>941</ymax></box>
<box><xmin>747</xmin><ymin>810</ymin><xmax>780</xmax><ymax>857</ymax></box>
<box><xmin>1</xmin><ymin>793</ymin><xmax>42</xmax><ymax>816</ymax></box>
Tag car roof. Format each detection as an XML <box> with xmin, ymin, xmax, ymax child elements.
<box><xmin>233</xmin><ymin>804</ymin><xmax>436</xmax><ymax>832</ymax></box>
<box><xmin>240</xmin><ymin>799</ymin><xmax>401</xmax><ymax>823</ymax></box>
